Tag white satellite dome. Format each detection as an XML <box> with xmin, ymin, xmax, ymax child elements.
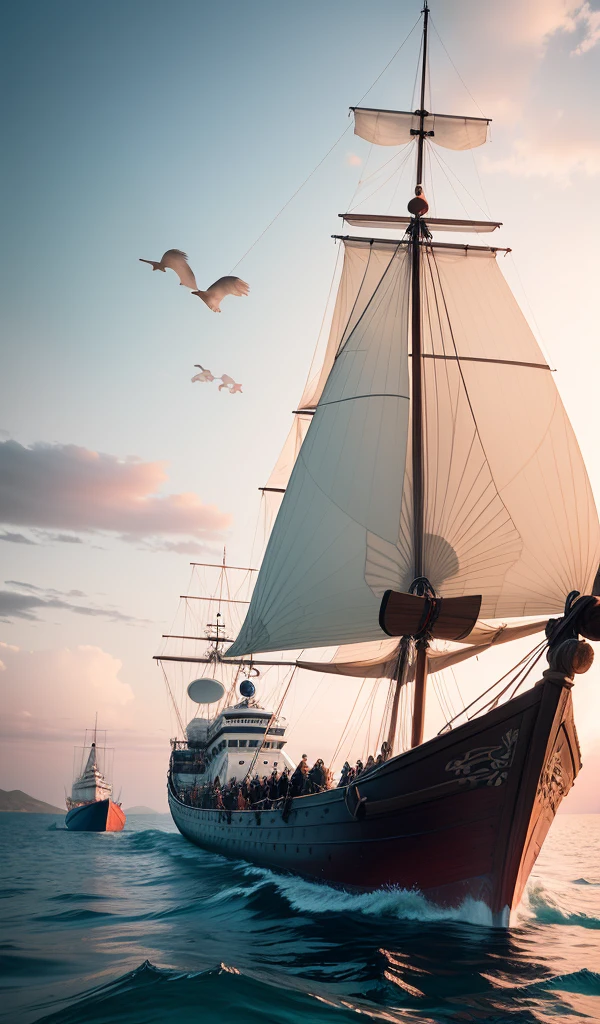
<box><xmin>186</xmin><ymin>718</ymin><xmax>209</xmax><ymax>744</ymax></box>
<box><xmin>187</xmin><ymin>677</ymin><xmax>225</xmax><ymax>704</ymax></box>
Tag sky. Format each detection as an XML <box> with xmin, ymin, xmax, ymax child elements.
<box><xmin>1</xmin><ymin>0</ymin><xmax>600</xmax><ymax>813</ymax></box>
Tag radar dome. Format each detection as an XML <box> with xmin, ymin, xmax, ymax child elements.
<box><xmin>187</xmin><ymin>677</ymin><xmax>225</xmax><ymax>704</ymax></box>
<box><xmin>186</xmin><ymin>718</ymin><xmax>209</xmax><ymax>744</ymax></box>
<box><xmin>239</xmin><ymin>679</ymin><xmax>256</xmax><ymax>698</ymax></box>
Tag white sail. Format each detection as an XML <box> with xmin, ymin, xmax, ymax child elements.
<box><xmin>229</xmin><ymin>241</ymin><xmax>412</xmax><ymax>655</ymax></box>
<box><xmin>228</xmin><ymin>236</ymin><xmax>599</xmax><ymax>658</ymax></box>
<box><xmin>296</xmin><ymin>618</ymin><xmax>550</xmax><ymax>678</ymax></box>
<box><xmin>352</xmin><ymin>107</ymin><xmax>490</xmax><ymax>150</ymax></box>
<box><xmin>260</xmin><ymin>240</ymin><xmax>414</xmax><ymax>500</ymax></box>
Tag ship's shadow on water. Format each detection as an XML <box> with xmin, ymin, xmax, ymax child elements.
<box><xmin>2</xmin><ymin>816</ymin><xmax>599</xmax><ymax>1024</ymax></box>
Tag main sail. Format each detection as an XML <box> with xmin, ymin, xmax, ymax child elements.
<box><xmin>228</xmin><ymin>233</ymin><xmax>600</xmax><ymax>658</ymax></box>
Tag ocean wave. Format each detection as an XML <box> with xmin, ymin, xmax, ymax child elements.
<box><xmin>533</xmin><ymin>968</ymin><xmax>600</xmax><ymax>996</ymax></box>
<box><xmin>33</xmin><ymin>909</ymin><xmax>114</xmax><ymax>923</ymax></box>
<box><xmin>49</xmin><ymin>893</ymin><xmax>110</xmax><ymax>903</ymax></box>
<box><xmin>525</xmin><ymin>884</ymin><xmax>600</xmax><ymax>929</ymax></box>
<box><xmin>33</xmin><ymin>960</ymin><xmax>373</xmax><ymax>1024</ymax></box>
<box><xmin>240</xmin><ymin>866</ymin><xmax>498</xmax><ymax>927</ymax></box>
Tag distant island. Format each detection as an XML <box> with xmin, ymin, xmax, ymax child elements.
<box><xmin>0</xmin><ymin>789</ymin><xmax>63</xmax><ymax>814</ymax></box>
<box><xmin>124</xmin><ymin>805</ymin><xmax>160</xmax><ymax>815</ymax></box>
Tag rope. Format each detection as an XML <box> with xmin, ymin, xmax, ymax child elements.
<box><xmin>438</xmin><ymin>638</ymin><xmax>548</xmax><ymax>733</ymax></box>
<box><xmin>229</xmin><ymin>15</ymin><xmax>422</xmax><ymax>273</ymax></box>
<box><xmin>243</xmin><ymin>667</ymin><xmax>297</xmax><ymax>783</ymax></box>
<box><xmin>429</xmin><ymin>17</ymin><xmax>488</xmax><ymax>118</ymax></box>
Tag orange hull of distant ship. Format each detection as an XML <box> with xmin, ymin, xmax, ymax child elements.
<box><xmin>65</xmin><ymin>798</ymin><xmax>126</xmax><ymax>832</ymax></box>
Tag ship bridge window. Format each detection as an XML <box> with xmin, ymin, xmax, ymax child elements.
<box><xmin>238</xmin><ymin>740</ymin><xmax>248</xmax><ymax>747</ymax></box>
<box><xmin>249</xmin><ymin>741</ymin><xmax>259</xmax><ymax>748</ymax></box>
<box><xmin>228</xmin><ymin>740</ymin><xmax>239</xmax><ymax>748</ymax></box>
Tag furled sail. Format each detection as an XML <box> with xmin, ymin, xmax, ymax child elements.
<box><xmin>296</xmin><ymin>619</ymin><xmax>550</xmax><ymax>678</ymax></box>
<box><xmin>340</xmin><ymin>214</ymin><xmax>501</xmax><ymax>233</ymax></box>
<box><xmin>228</xmin><ymin>237</ymin><xmax>600</xmax><ymax>658</ymax></box>
<box><xmin>352</xmin><ymin>107</ymin><xmax>490</xmax><ymax>150</ymax></box>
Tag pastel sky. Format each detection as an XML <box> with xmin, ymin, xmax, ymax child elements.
<box><xmin>2</xmin><ymin>0</ymin><xmax>600</xmax><ymax>813</ymax></box>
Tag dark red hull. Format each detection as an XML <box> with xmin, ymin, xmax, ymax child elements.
<box><xmin>169</xmin><ymin>671</ymin><xmax>580</xmax><ymax>924</ymax></box>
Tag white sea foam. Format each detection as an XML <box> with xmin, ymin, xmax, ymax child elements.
<box><xmin>240</xmin><ymin>865</ymin><xmax>498</xmax><ymax>927</ymax></box>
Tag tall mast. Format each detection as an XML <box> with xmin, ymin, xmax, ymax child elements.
<box><xmin>411</xmin><ymin>0</ymin><xmax>428</xmax><ymax>576</ymax></box>
<box><xmin>409</xmin><ymin>2</ymin><xmax>430</xmax><ymax>748</ymax></box>
<box><xmin>385</xmin><ymin>3</ymin><xmax>431</xmax><ymax>757</ymax></box>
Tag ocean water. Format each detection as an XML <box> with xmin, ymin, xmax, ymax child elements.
<box><xmin>1</xmin><ymin>813</ymin><xmax>599</xmax><ymax>1024</ymax></box>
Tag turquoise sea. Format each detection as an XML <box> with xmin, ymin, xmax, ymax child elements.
<box><xmin>1</xmin><ymin>812</ymin><xmax>599</xmax><ymax>1023</ymax></box>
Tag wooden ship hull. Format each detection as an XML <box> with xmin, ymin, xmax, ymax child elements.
<box><xmin>168</xmin><ymin>672</ymin><xmax>579</xmax><ymax>925</ymax></box>
<box><xmin>65</xmin><ymin>798</ymin><xmax>126</xmax><ymax>832</ymax></box>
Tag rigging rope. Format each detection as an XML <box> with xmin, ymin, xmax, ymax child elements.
<box><xmin>229</xmin><ymin>16</ymin><xmax>422</xmax><ymax>273</ymax></box>
<box><xmin>439</xmin><ymin>638</ymin><xmax>548</xmax><ymax>733</ymax></box>
<box><xmin>243</xmin><ymin>667</ymin><xmax>297</xmax><ymax>783</ymax></box>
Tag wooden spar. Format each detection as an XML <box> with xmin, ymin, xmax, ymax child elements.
<box><xmin>153</xmin><ymin>655</ymin><xmax>297</xmax><ymax>667</ymax></box>
<box><xmin>189</xmin><ymin>562</ymin><xmax>257</xmax><ymax>571</ymax></box>
<box><xmin>180</xmin><ymin>595</ymin><xmax>250</xmax><ymax>604</ymax></box>
<box><xmin>409</xmin><ymin>1</ymin><xmax>429</xmax><ymax>749</ymax></box>
<box><xmin>386</xmin><ymin>638</ymin><xmax>411</xmax><ymax>753</ymax></box>
<box><xmin>411</xmin><ymin>638</ymin><xmax>429</xmax><ymax>747</ymax></box>
<box><xmin>160</xmin><ymin>630</ymin><xmax>235</xmax><ymax>638</ymax></box>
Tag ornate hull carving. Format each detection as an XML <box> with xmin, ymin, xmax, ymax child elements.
<box><xmin>169</xmin><ymin>675</ymin><xmax>580</xmax><ymax>921</ymax></box>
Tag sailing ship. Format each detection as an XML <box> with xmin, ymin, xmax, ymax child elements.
<box><xmin>156</xmin><ymin>3</ymin><xmax>600</xmax><ymax>925</ymax></box>
<box><xmin>65</xmin><ymin>721</ymin><xmax>126</xmax><ymax>832</ymax></box>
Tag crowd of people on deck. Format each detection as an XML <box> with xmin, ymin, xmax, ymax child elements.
<box><xmin>177</xmin><ymin>745</ymin><xmax>391</xmax><ymax>811</ymax></box>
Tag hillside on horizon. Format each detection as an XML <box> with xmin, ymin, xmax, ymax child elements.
<box><xmin>124</xmin><ymin>805</ymin><xmax>160</xmax><ymax>815</ymax></box>
<box><xmin>0</xmin><ymin>789</ymin><xmax>63</xmax><ymax>814</ymax></box>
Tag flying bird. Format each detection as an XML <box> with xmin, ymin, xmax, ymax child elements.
<box><xmin>218</xmin><ymin>374</ymin><xmax>243</xmax><ymax>394</ymax></box>
<box><xmin>191</xmin><ymin>365</ymin><xmax>215</xmax><ymax>383</ymax></box>
<box><xmin>192</xmin><ymin>276</ymin><xmax>249</xmax><ymax>312</ymax></box>
<box><xmin>139</xmin><ymin>249</ymin><xmax>198</xmax><ymax>290</ymax></box>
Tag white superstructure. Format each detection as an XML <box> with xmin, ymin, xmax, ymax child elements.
<box><xmin>67</xmin><ymin>742</ymin><xmax>112</xmax><ymax>808</ymax></box>
<box><xmin>171</xmin><ymin>698</ymin><xmax>295</xmax><ymax>795</ymax></box>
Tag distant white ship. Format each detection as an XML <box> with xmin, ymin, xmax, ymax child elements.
<box><xmin>65</xmin><ymin>720</ymin><xmax>125</xmax><ymax>832</ymax></box>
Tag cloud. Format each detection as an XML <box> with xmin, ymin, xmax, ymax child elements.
<box><xmin>40</xmin><ymin>532</ymin><xmax>85</xmax><ymax>545</ymax></box>
<box><xmin>0</xmin><ymin>582</ymin><xmax>149</xmax><ymax>625</ymax></box>
<box><xmin>428</xmin><ymin>2</ymin><xmax>600</xmax><ymax>181</ymax></box>
<box><xmin>0</xmin><ymin>531</ymin><xmax>36</xmax><ymax>545</ymax></box>
<box><xmin>566</xmin><ymin>2</ymin><xmax>600</xmax><ymax>54</ymax></box>
<box><xmin>0</xmin><ymin>641</ymin><xmax>135</xmax><ymax>721</ymax></box>
<box><xmin>0</xmin><ymin>440</ymin><xmax>231</xmax><ymax>546</ymax></box>
<box><xmin>0</xmin><ymin>642</ymin><xmax>170</xmax><ymax>809</ymax></box>
<box><xmin>140</xmin><ymin>539</ymin><xmax>217</xmax><ymax>556</ymax></box>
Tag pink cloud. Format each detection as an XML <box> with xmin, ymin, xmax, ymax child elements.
<box><xmin>0</xmin><ymin>641</ymin><xmax>171</xmax><ymax>810</ymax></box>
<box><xmin>0</xmin><ymin>440</ymin><xmax>231</xmax><ymax>544</ymax></box>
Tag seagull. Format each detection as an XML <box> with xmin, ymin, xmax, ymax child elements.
<box><xmin>218</xmin><ymin>374</ymin><xmax>243</xmax><ymax>394</ymax></box>
<box><xmin>139</xmin><ymin>249</ymin><xmax>198</xmax><ymax>290</ymax></box>
<box><xmin>191</xmin><ymin>365</ymin><xmax>215</xmax><ymax>383</ymax></box>
<box><xmin>192</xmin><ymin>276</ymin><xmax>249</xmax><ymax>312</ymax></box>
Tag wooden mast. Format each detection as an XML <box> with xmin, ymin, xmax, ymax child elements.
<box><xmin>409</xmin><ymin>1</ymin><xmax>429</xmax><ymax>749</ymax></box>
<box><xmin>385</xmin><ymin>2</ymin><xmax>430</xmax><ymax>755</ymax></box>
